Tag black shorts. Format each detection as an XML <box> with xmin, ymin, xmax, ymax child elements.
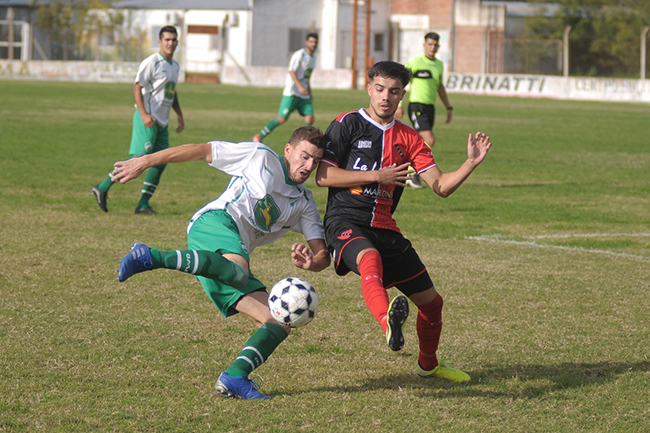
<box><xmin>408</xmin><ymin>103</ymin><xmax>435</xmax><ymax>132</ymax></box>
<box><xmin>325</xmin><ymin>220</ymin><xmax>434</xmax><ymax>297</ymax></box>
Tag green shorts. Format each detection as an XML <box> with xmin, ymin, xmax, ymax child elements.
<box><xmin>187</xmin><ymin>210</ymin><xmax>266</xmax><ymax>317</ymax></box>
<box><xmin>129</xmin><ymin>110</ymin><xmax>169</xmax><ymax>156</ymax></box>
<box><xmin>278</xmin><ymin>95</ymin><xmax>314</xmax><ymax>119</ymax></box>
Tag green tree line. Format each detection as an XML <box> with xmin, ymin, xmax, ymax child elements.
<box><xmin>525</xmin><ymin>0</ymin><xmax>650</xmax><ymax>77</ymax></box>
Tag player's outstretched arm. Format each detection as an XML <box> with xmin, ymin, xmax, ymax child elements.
<box><xmin>112</xmin><ymin>142</ymin><xmax>212</xmax><ymax>184</ymax></box>
<box><xmin>291</xmin><ymin>239</ymin><xmax>330</xmax><ymax>272</ymax></box>
<box><xmin>420</xmin><ymin>131</ymin><xmax>492</xmax><ymax>197</ymax></box>
<box><xmin>316</xmin><ymin>161</ymin><xmax>411</xmax><ymax>188</ymax></box>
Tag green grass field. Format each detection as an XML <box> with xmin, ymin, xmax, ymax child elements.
<box><xmin>1</xmin><ymin>80</ymin><xmax>649</xmax><ymax>432</ymax></box>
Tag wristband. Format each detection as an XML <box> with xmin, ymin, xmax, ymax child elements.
<box><xmin>447</xmin><ymin>106</ymin><xmax>453</xmax><ymax>111</ymax></box>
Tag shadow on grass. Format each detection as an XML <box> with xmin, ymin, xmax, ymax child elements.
<box><xmin>304</xmin><ymin>361</ymin><xmax>650</xmax><ymax>399</ymax></box>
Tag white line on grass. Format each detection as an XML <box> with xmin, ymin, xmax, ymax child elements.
<box><xmin>522</xmin><ymin>233</ymin><xmax>650</xmax><ymax>239</ymax></box>
<box><xmin>465</xmin><ymin>234</ymin><xmax>649</xmax><ymax>260</ymax></box>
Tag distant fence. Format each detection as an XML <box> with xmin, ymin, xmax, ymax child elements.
<box><xmin>2</xmin><ymin>60</ymin><xmax>649</xmax><ymax>104</ymax></box>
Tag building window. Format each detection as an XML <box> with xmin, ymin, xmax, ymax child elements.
<box><xmin>374</xmin><ymin>33</ymin><xmax>384</xmax><ymax>52</ymax></box>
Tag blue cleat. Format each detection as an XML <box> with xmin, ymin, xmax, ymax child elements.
<box><xmin>117</xmin><ymin>243</ymin><xmax>153</xmax><ymax>282</ymax></box>
<box><xmin>215</xmin><ymin>372</ymin><xmax>272</xmax><ymax>400</ymax></box>
<box><xmin>386</xmin><ymin>295</ymin><xmax>409</xmax><ymax>351</ymax></box>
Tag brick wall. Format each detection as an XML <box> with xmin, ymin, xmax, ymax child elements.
<box><xmin>453</xmin><ymin>25</ymin><xmax>484</xmax><ymax>73</ymax></box>
<box><xmin>391</xmin><ymin>0</ymin><xmax>453</xmax><ymax>29</ymax></box>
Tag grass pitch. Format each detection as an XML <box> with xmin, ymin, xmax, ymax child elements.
<box><xmin>1</xmin><ymin>80</ymin><xmax>649</xmax><ymax>432</ymax></box>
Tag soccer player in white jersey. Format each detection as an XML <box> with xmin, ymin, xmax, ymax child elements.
<box><xmin>92</xmin><ymin>26</ymin><xmax>185</xmax><ymax>215</ymax></box>
<box><xmin>111</xmin><ymin>126</ymin><xmax>330</xmax><ymax>400</ymax></box>
<box><xmin>253</xmin><ymin>33</ymin><xmax>318</xmax><ymax>142</ymax></box>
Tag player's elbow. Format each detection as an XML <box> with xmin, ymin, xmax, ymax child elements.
<box><xmin>315</xmin><ymin>172</ymin><xmax>329</xmax><ymax>187</ymax></box>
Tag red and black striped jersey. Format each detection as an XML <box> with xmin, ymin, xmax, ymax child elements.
<box><xmin>322</xmin><ymin>109</ymin><xmax>436</xmax><ymax>233</ymax></box>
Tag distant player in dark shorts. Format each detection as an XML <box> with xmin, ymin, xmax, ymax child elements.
<box><xmin>396</xmin><ymin>32</ymin><xmax>453</xmax><ymax>188</ymax></box>
<box><xmin>316</xmin><ymin>61</ymin><xmax>492</xmax><ymax>383</ymax></box>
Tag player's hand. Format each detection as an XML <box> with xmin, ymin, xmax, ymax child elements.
<box><xmin>298</xmin><ymin>85</ymin><xmax>309</xmax><ymax>97</ymax></box>
<box><xmin>395</xmin><ymin>107</ymin><xmax>404</xmax><ymax>118</ymax></box>
<box><xmin>111</xmin><ymin>157</ymin><xmax>148</xmax><ymax>184</ymax></box>
<box><xmin>291</xmin><ymin>243</ymin><xmax>314</xmax><ymax>270</ymax></box>
<box><xmin>142</xmin><ymin>113</ymin><xmax>156</xmax><ymax>128</ymax></box>
<box><xmin>176</xmin><ymin>114</ymin><xmax>185</xmax><ymax>133</ymax></box>
<box><xmin>376</xmin><ymin>162</ymin><xmax>411</xmax><ymax>187</ymax></box>
<box><xmin>467</xmin><ymin>132</ymin><xmax>492</xmax><ymax>166</ymax></box>
<box><xmin>446</xmin><ymin>109</ymin><xmax>453</xmax><ymax>124</ymax></box>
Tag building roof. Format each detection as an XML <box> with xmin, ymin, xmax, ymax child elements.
<box><xmin>0</xmin><ymin>0</ymin><xmax>252</xmax><ymax>9</ymax></box>
<box><xmin>112</xmin><ymin>0</ymin><xmax>252</xmax><ymax>10</ymax></box>
<box><xmin>483</xmin><ymin>1</ymin><xmax>560</xmax><ymax>17</ymax></box>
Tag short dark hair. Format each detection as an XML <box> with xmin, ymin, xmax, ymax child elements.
<box><xmin>367</xmin><ymin>61</ymin><xmax>412</xmax><ymax>88</ymax></box>
<box><xmin>289</xmin><ymin>126</ymin><xmax>325</xmax><ymax>149</ymax></box>
<box><xmin>306</xmin><ymin>32</ymin><xmax>319</xmax><ymax>41</ymax></box>
<box><xmin>159</xmin><ymin>26</ymin><xmax>178</xmax><ymax>40</ymax></box>
<box><xmin>425</xmin><ymin>32</ymin><xmax>440</xmax><ymax>42</ymax></box>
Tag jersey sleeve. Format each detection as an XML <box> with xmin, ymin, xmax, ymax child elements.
<box><xmin>293</xmin><ymin>196</ymin><xmax>325</xmax><ymax>241</ymax></box>
<box><xmin>322</xmin><ymin>114</ymin><xmax>352</xmax><ymax>167</ymax></box>
<box><xmin>287</xmin><ymin>49</ymin><xmax>302</xmax><ymax>72</ymax></box>
<box><xmin>134</xmin><ymin>57</ymin><xmax>153</xmax><ymax>88</ymax></box>
<box><xmin>209</xmin><ymin>141</ymin><xmax>261</xmax><ymax>175</ymax></box>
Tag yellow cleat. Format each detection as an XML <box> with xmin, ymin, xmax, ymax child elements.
<box><xmin>417</xmin><ymin>362</ymin><xmax>471</xmax><ymax>383</ymax></box>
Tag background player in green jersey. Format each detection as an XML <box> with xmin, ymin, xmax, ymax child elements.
<box><xmin>112</xmin><ymin>126</ymin><xmax>330</xmax><ymax>400</ymax></box>
<box><xmin>396</xmin><ymin>32</ymin><xmax>453</xmax><ymax>188</ymax></box>
<box><xmin>253</xmin><ymin>33</ymin><xmax>318</xmax><ymax>142</ymax></box>
<box><xmin>92</xmin><ymin>26</ymin><xmax>185</xmax><ymax>214</ymax></box>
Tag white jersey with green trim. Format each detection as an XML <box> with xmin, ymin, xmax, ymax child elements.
<box><xmin>134</xmin><ymin>52</ymin><xmax>180</xmax><ymax>127</ymax></box>
<box><xmin>187</xmin><ymin>141</ymin><xmax>325</xmax><ymax>254</ymax></box>
<box><xmin>283</xmin><ymin>48</ymin><xmax>316</xmax><ymax>99</ymax></box>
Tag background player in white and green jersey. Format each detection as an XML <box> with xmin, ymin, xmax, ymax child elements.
<box><xmin>111</xmin><ymin>126</ymin><xmax>330</xmax><ymax>400</ymax></box>
<box><xmin>396</xmin><ymin>32</ymin><xmax>453</xmax><ymax>188</ymax></box>
<box><xmin>92</xmin><ymin>26</ymin><xmax>185</xmax><ymax>214</ymax></box>
<box><xmin>253</xmin><ymin>33</ymin><xmax>318</xmax><ymax>142</ymax></box>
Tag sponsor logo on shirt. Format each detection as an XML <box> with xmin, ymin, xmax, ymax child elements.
<box><xmin>414</xmin><ymin>70</ymin><xmax>433</xmax><ymax>79</ymax></box>
<box><xmin>363</xmin><ymin>187</ymin><xmax>394</xmax><ymax>201</ymax></box>
<box><xmin>350</xmin><ymin>186</ymin><xmax>363</xmax><ymax>195</ymax></box>
<box><xmin>357</xmin><ymin>140</ymin><xmax>372</xmax><ymax>149</ymax></box>
<box><xmin>253</xmin><ymin>194</ymin><xmax>281</xmax><ymax>231</ymax></box>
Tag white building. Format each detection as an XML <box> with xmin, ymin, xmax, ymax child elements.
<box><xmin>111</xmin><ymin>0</ymin><xmax>392</xmax><ymax>89</ymax></box>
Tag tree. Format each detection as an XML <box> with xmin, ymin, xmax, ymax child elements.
<box><xmin>35</xmin><ymin>0</ymin><xmax>120</xmax><ymax>61</ymax></box>
<box><xmin>524</xmin><ymin>0</ymin><xmax>650</xmax><ymax>77</ymax></box>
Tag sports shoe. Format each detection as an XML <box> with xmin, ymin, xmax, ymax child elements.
<box><xmin>417</xmin><ymin>362</ymin><xmax>471</xmax><ymax>383</ymax></box>
<box><xmin>117</xmin><ymin>243</ymin><xmax>153</xmax><ymax>282</ymax></box>
<box><xmin>386</xmin><ymin>295</ymin><xmax>409</xmax><ymax>351</ymax></box>
<box><xmin>91</xmin><ymin>185</ymin><xmax>108</xmax><ymax>212</ymax></box>
<box><xmin>405</xmin><ymin>174</ymin><xmax>423</xmax><ymax>189</ymax></box>
<box><xmin>215</xmin><ymin>372</ymin><xmax>272</xmax><ymax>400</ymax></box>
<box><xmin>134</xmin><ymin>206</ymin><xmax>157</xmax><ymax>215</ymax></box>
<box><xmin>252</xmin><ymin>133</ymin><xmax>262</xmax><ymax>142</ymax></box>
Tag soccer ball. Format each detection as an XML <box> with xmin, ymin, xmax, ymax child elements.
<box><xmin>267</xmin><ymin>277</ymin><xmax>319</xmax><ymax>328</ymax></box>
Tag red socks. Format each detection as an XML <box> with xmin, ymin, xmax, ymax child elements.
<box><xmin>358</xmin><ymin>251</ymin><xmax>390</xmax><ymax>333</ymax></box>
<box><xmin>417</xmin><ymin>294</ymin><xmax>443</xmax><ymax>371</ymax></box>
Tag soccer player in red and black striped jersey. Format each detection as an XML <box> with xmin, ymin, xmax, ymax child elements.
<box><xmin>316</xmin><ymin>61</ymin><xmax>492</xmax><ymax>383</ymax></box>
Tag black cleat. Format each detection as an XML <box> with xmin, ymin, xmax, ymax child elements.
<box><xmin>91</xmin><ymin>185</ymin><xmax>108</xmax><ymax>212</ymax></box>
<box><xmin>134</xmin><ymin>206</ymin><xmax>157</xmax><ymax>215</ymax></box>
<box><xmin>386</xmin><ymin>295</ymin><xmax>409</xmax><ymax>351</ymax></box>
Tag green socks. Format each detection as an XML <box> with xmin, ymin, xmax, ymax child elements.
<box><xmin>225</xmin><ymin>323</ymin><xmax>289</xmax><ymax>377</ymax></box>
<box><xmin>150</xmin><ymin>248</ymin><xmax>249</xmax><ymax>287</ymax></box>
<box><xmin>136</xmin><ymin>164</ymin><xmax>166</xmax><ymax>209</ymax></box>
<box><xmin>260</xmin><ymin>119</ymin><xmax>280</xmax><ymax>140</ymax></box>
<box><xmin>98</xmin><ymin>174</ymin><xmax>114</xmax><ymax>192</ymax></box>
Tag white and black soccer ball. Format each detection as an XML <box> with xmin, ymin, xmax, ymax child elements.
<box><xmin>267</xmin><ymin>277</ymin><xmax>319</xmax><ymax>328</ymax></box>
